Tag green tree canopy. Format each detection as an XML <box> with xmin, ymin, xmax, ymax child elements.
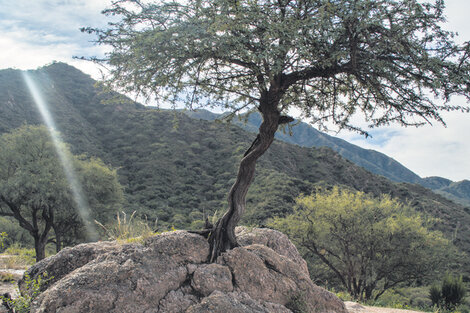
<box><xmin>270</xmin><ymin>187</ymin><xmax>452</xmax><ymax>301</ymax></box>
<box><xmin>84</xmin><ymin>0</ymin><xmax>470</xmax><ymax>259</ymax></box>
<box><xmin>0</xmin><ymin>125</ymin><xmax>123</xmax><ymax>261</ymax></box>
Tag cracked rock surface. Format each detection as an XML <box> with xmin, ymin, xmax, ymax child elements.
<box><xmin>24</xmin><ymin>227</ymin><xmax>347</xmax><ymax>313</ymax></box>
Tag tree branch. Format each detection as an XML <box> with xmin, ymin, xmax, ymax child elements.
<box><xmin>0</xmin><ymin>195</ymin><xmax>35</xmax><ymax>233</ymax></box>
<box><xmin>282</xmin><ymin>62</ymin><xmax>352</xmax><ymax>89</ymax></box>
<box><xmin>0</xmin><ymin>211</ymin><xmax>14</xmax><ymax>217</ymax></box>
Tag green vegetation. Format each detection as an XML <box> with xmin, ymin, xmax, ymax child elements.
<box><xmin>270</xmin><ymin>187</ymin><xmax>453</xmax><ymax>301</ymax></box>
<box><xmin>358</xmin><ymin>287</ymin><xmax>433</xmax><ymax>311</ymax></box>
<box><xmin>285</xmin><ymin>291</ymin><xmax>308</xmax><ymax>313</ymax></box>
<box><xmin>95</xmin><ymin>211</ymin><xmax>157</xmax><ymax>244</ymax></box>
<box><xmin>431</xmin><ymin>275</ymin><xmax>468</xmax><ymax>312</ymax></box>
<box><xmin>0</xmin><ymin>272</ymin><xmax>15</xmax><ymax>283</ymax></box>
<box><xmin>0</xmin><ymin>232</ymin><xmax>6</xmax><ymax>249</ymax></box>
<box><xmin>0</xmin><ymin>63</ymin><xmax>469</xmax><ymax>275</ymax></box>
<box><xmin>0</xmin><ymin>217</ymin><xmax>33</xmax><ymax>252</ymax></box>
<box><xmin>2</xmin><ymin>244</ymin><xmax>37</xmax><ymax>268</ymax></box>
<box><xmin>0</xmin><ymin>125</ymin><xmax>124</xmax><ymax>261</ymax></box>
<box><xmin>189</xmin><ymin>110</ymin><xmax>470</xmax><ymax>208</ymax></box>
<box><xmin>1</xmin><ymin>272</ymin><xmax>52</xmax><ymax>313</ymax></box>
<box><xmin>84</xmin><ymin>0</ymin><xmax>470</xmax><ymax>260</ymax></box>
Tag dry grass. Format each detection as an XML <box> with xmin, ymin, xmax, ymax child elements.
<box><xmin>95</xmin><ymin>211</ymin><xmax>156</xmax><ymax>244</ymax></box>
<box><xmin>0</xmin><ymin>244</ymin><xmax>36</xmax><ymax>270</ymax></box>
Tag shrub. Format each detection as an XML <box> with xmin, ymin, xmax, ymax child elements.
<box><xmin>430</xmin><ymin>274</ymin><xmax>467</xmax><ymax>311</ymax></box>
<box><xmin>1</xmin><ymin>272</ymin><xmax>51</xmax><ymax>313</ymax></box>
<box><xmin>441</xmin><ymin>275</ymin><xmax>467</xmax><ymax>310</ymax></box>
<box><xmin>0</xmin><ymin>232</ymin><xmax>6</xmax><ymax>249</ymax></box>
<box><xmin>430</xmin><ymin>284</ymin><xmax>442</xmax><ymax>307</ymax></box>
<box><xmin>285</xmin><ymin>292</ymin><xmax>308</xmax><ymax>313</ymax></box>
<box><xmin>95</xmin><ymin>211</ymin><xmax>156</xmax><ymax>243</ymax></box>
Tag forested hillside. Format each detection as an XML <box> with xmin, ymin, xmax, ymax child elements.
<box><xmin>186</xmin><ymin>110</ymin><xmax>470</xmax><ymax>207</ymax></box>
<box><xmin>1</xmin><ymin>62</ymin><xmax>470</xmax><ymax>272</ymax></box>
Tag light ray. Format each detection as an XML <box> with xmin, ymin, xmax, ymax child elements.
<box><xmin>22</xmin><ymin>71</ymin><xmax>98</xmax><ymax>241</ymax></box>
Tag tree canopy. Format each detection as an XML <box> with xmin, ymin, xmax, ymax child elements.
<box><xmin>84</xmin><ymin>0</ymin><xmax>470</xmax><ymax>259</ymax></box>
<box><xmin>86</xmin><ymin>0</ymin><xmax>470</xmax><ymax>132</ymax></box>
<box><xmin>0</xmin><ymin>125</ymin><xmax>123</xmax><ymax>260</ymax></box>
<box><xmin>270</xmin><ymin>187</ymin><xmax>452</xmax><ymax>301</ymax></box>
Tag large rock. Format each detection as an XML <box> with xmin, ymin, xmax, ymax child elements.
<box><xmin>235</xmin><ymin>227</ymin><xmax>309</xmax><ymax>273</ymax></box>
<box><xmin>22</xmin><ymin>228</ymin><xmax>347</xmax><ymax>313</ymax></box>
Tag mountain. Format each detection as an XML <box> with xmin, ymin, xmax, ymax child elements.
<box><xmin>185</xmin><ymin>110</ymin><xmax>470</xmax><ymax>207</ymax></box>
<box><xmin>1</xmin><ymin>62</ymin><xmax>470</xmax><ymax>273</ymax></box>
<box><xmin>423</xmin><ymin>178</ymin><xmax>470</xmax><ymax>207</ymax></box>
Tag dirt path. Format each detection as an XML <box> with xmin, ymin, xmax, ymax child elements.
<box><xmin>0</xmin><ymin>255</ymin><xmax>25</xmax><ymax>298</ymax></box>
<box><xmin>0</xmin><ymin>270</ymin><xmax>22</xmax><ymax>298</ymax></box>
<box><xmin>345</xmin><ymin>301</ymin><xmax>426</xmax><ymax>313</ymax></box>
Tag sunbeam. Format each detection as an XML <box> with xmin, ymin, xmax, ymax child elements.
<box><xmin>22</xmin><ymin>71</ymin><xmax>98</xmax><ymax>241</ymax></box>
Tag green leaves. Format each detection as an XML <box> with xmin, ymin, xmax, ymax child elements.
<box><xmin>0</xmin><ymin>125</ymin><xmax>124</xmax><ymax>253</ymax></box>
<box><xmin>0</xmin><ymin>232</ymin><xmax>6</xmax><ymax>249</ymax></box>
<box><xmin>85</xmin><ymin>0</ymin><xmax>469</xmax><ymax>135</ymax></box>
<box><xmin>270</xmin><ymin>186</ymin><xmax>453</xmax><ymax>301</ymax></box>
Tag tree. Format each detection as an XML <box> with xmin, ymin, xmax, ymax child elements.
<box><xmin>83</xmin><ymin>0</ymin><xmax>470</xmax><ymax>260</ymax></box>
<box><xmin>270</xmin><ymin>187</ymin><xmax>451</xmax><ymax>301</ymax></box>
<box><xmin>52</xmin><ymin>156</ymin><xmax>124</xmax><ymax>251</ymax></box>
<box><xmin>0</xmin><ymin>125</ymin><xmax>123</xmax><ymax>261</ymax></box>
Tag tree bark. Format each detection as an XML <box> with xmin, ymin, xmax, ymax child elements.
<box><xmin>207</xmin><ymin>103</ymin><xmax>281</xmax><ymax>262</ymax></box>
<box><xmin>54</xmin><ymin>226</ymin><xmax>62</xmax><ymax>253</ymax></box>
<box><xmin>34</xmin><ymin>237</ymin><xmax>47</xmax><ymax>262</ymax></box>
<box><xmin>33</xmin><ymin>206</ymin><xmax>54</xmax><ymax>262</ymax></box>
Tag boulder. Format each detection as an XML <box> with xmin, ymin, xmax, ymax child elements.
<box><xmin>20</xmin><ymin>241</ymin><xmax>120</xmax><ymax>293</ymax></box>
<box><xmin>22</xmin><ymin>228</ymin><xmax>347</xmax><ymax>313</ymax></box>
<box><xmin>235</xmin><ymin>226</ymin><xmax>309</xmax><ymax>273</ymax></box>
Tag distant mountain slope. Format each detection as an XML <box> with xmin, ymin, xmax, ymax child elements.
<box><xmin>0</xmin><ymin>65</ymin><xmax>106</xmax><ymax>158</ymax></box>
<box><xmin>185</xmin><ymin>109</ymin><xmax>470</xmax><ymax>206</ymax></box>
<box><xmin>423</xmin><ymin>177</ymin><xmax>470</xmax><ymax>207</ymax></box>
<box><xmin>1</xmin><ymin>63</ymin><xmax>469</xmax><ymax>274</ymax></box>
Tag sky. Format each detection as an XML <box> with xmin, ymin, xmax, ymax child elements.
<box><xmin>0</xmin><ymin>0</ymin><xmax>469</xmax><ymax>182</ymax></box>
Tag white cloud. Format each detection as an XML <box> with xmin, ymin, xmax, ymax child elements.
<box><xmin>0</xmin><ymin>0</ymin><xmax>111</xmax><ymax>76</ymax></box>
<box><xmin>338</xmin><ymin>109</ymin><xmax>470</xmax><ymax>181</ymax></box>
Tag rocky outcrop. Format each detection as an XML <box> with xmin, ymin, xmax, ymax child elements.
<box><xmin>23</xmin><ymin>227</ymin><xmax>347</xmax><ymax>313</ymax></box>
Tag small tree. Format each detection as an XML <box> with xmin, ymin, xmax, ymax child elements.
<box><xmin>271</xmin><ymin>187</ymin><xmax>451</xmax><ymax>301</ymax></box>
<box><xmin>84</xmin><ymin>0</ymin><xmax>470</xmax><ymax>260</ymax></box>
<box><xmin>0</xmin><ymin>125</ymin><xmax>124</xmax><ymax>260</ymax></box>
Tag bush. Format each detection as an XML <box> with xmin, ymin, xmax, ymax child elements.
<box><xmin>430</xmin><ymin>274</ymin><xmax>467</xmax><ymax>311</ymax></box>
<box><xmin>1</xmin><ymin>272</ymin><xmax>51</xmax><ymax>313</ymax></box>
<box><xmin>430</xmin><ymin>284</ymin><xmax>442</xmax><ymax>307</ymax></box>
<box><xmin>442</xmin><ymin>275</ymin><xmax>467</xmax><ymax>310</ymax></box>
<box><xmin>95</xmin><ymin>211</ymin><xmax>156</xmax><ymax>243</ymax></box>
<box><xmin>0</xmin><ymin>232</ymin><xmax>6</xmax><ymax>249</ymax></box>
<box><xmin>285</xmin><ymin>292</ymin><xmax>308</xmax><ymax>313</ymax></box>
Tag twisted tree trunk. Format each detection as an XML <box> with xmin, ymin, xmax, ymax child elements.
<box><xmin>207</xmin><ymin>99</ymin><xmax>285</xmax><ymax>262</ymax></box>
